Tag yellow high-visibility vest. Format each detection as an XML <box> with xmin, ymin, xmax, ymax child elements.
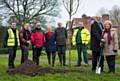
<box><xmin>72</xmin><ymin>28</ymin><xmax>90</xmax><ymax>46</ymax></box>
<box><xmin>7</xmin><ymin>28</ymin><xmax>20</xmax><ymax>46</ymax></box>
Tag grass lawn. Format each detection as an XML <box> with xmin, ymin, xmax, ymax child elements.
<box><xmin>0</xmin><ymin>50</ymin><xmax>120</xmax><ymax>81</ymax></box>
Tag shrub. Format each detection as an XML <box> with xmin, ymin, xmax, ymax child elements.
<box><xmin>0</xmin><ymin>48</ymin><xmax>9</xmax><ymax>54</ymax></box>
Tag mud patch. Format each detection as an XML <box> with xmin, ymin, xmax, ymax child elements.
<box><xmin>7</xmin><ymin>60</ymin><xmax>81</xmax><ymax>76</ymax></box>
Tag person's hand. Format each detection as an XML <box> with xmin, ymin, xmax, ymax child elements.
<box><xmin>100</xmin><ymin>39</ymin><xmax>105</xmax><ymax>48</ymax></box>
<box><xmin>113</xmin><ymin>50</ymin><xmax>117</xmax><ymax>53</ymax></box>
<box><xmin>101</xmin><ymin>39</ymin><xmax>105</xmax><ymax>42</ymax></box>
<box><xmin>27</xmin><ymin>41</ymin><xmax>31</xmax><ymax>44</ymax></box>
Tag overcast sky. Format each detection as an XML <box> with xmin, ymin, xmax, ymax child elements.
<box><xmin>55</xmin><ymin>0</ymin><xmax>120</xmax><ymax>26</ymax></box>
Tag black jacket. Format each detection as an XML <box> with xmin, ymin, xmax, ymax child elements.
<box><xmin>90</xmin><ymin>21</ymin><xmax>104</xmax><ymax>52</ymax></box>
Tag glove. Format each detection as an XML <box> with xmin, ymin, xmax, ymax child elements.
<box><xmin>113</xmin><ymin>50</ymin><xmax>117</xmax><ymax>53</ymax></box>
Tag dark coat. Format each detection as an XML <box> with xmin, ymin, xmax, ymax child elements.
<box><xmin>90</xmin><ymin>21</ymin><xmax>104</xmax><ymax>52</ymax></box>
<box><xmin>45</xmin><ymin>32</ymin><xmax>56</xmax><ymax>52</ymax></box>
<box><xmin>19</xmin><ymin>28</ymin><xmax>31</xmax><ymax>47</ymax></box>
<box><xmin>55</xmin><ymin>27</ymin><xmax>67</xmax><ymax>45</ymax></box>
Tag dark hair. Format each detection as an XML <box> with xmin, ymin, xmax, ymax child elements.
<box><xmin>82</xmin><ymin>14</ymin><xmax>87</xmax><ymax>18</ymax></box>
<box><xmin>102</xmin><ymin>14</ymin><xmax>109</xmax><ymax>17</ymax></box>
<box><xmin>11</xmin><ymin>21</ymin><xmax>16</xmax><ymax>24</ymax></box>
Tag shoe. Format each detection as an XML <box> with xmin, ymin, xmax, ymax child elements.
<box><xmin>84</xmin><ymin>63</ymin><xmax>89</xmax><ymax>66</ymax></box>
<box><xmin>74</xmin><ymin>64</ymin><xmax>81</xmax><ymax>67</ymax></box>
<box><xmin>9</xmin><ymin>66</ymin><xmax>14</xmax><ymax>69</ymax></box>
<box><xmin>107</xmin><ymin>71</ymin><xmax>115</xmax><ymax>74</ymax></box>
<box><xmin>63</xmin><ymin>64</ymin><xmax>68</xmax><ymax>66</ymax></box>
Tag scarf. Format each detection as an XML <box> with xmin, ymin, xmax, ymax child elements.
<box><xmin>103</xmin><ymin>29</ymin><xmax>112</xmax><ymax>45</ymax></box>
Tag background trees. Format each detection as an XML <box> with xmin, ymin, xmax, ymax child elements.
<box><xmin>0</xmin><ymin>0</ymin><xmax>60</xmax><ymax>27</ymax></box>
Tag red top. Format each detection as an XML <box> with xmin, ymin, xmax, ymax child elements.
<box><xmin>48</xmin><ymin>32</ymin><xmax>53</xmax><ymax>39</ymax></box>
<box><xmin>31</xmin><ymin>29</ymin><xmax>45</xmax><ymax>47</ymax></box>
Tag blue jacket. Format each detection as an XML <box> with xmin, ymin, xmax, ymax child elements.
<box><xmin>45</xmin><ymin>32</ymin><xmax>56</xmax><ymax>52</ymax></box>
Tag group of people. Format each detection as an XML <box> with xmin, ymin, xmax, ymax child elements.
<box><xmin>4</xmin><ymin>14</ymin><xmax>119</xmax><ymax>74</ymax></box>
<box><xmin>4</xmin><ymin>21</ymin><xmax>67</xmax><ymax>69</ymax></box>
<box><xmin>91</xmin><ymin>16</ymin><xmax>118</xmax><ymax>74</ymax></box>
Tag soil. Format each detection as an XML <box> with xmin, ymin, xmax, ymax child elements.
<box><xmin>7</xmin><ymin>60</ymin><xmax>78</xmax><ymax>76</ymax></box>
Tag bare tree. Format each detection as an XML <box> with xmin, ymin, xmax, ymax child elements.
<box><xmin>63</xmin><ymin>0</ymin><xmax>82</xmax><ymax>21</ymax></box>
<box><xmin>63</xmin><ymin>0</ymin><xmax>82</xmax><ymax>66</ymax></box>
<box><xmin>109</xmin><ymin>6</ymin><xmax>120</xmax><ymax>26</ymax></box>
<box><xmin>0</xmin><ymin>0</ymin><xmax>59</xmax><ymax>25</ymax></box>
<box><xmin>109</xmin><ymin>6</ymin><xmax>120</xmax><ymax>46</ymax></box>
<box><xmin>97</xmin><ymin>5</ymin><xmax>120</xmax><ymax>48</ymax></box>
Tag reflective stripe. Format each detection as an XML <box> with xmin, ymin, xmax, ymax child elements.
<box><xmin>7</xmin><ymin>28</ymin><xmax>20</xmax><ymax>46</ymax></box>
<box><xmin>72</xmin><ymin>28</ymin><xmax>90</xmax><ymax>45</ymax></box>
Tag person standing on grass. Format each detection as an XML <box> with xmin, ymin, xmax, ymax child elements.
<box><xmin>101</xmin><ymin>20</ymin><xmax>119</xmax><ymax>74</ymax></box>
<box><xmin>55</xmin><ymin>22</ymin><xmax>67</xmax><ymax>66</ymax></box>
<box><xmin>31</xmin><ymin>22</ymin><xmax>45</xmax><ymax>66</ymax></box>
<box><xmin>31</xmin><ymin>24</ymin><xmax>37</xmax><ymax>62</ymax></box>
<box><xmin>72</xmin><ymin>21</ymin><xmax>90</xmax><ymax>66</ymax></box>
<box><xmin>45</xmin><ymin>26</ymin><xmax>56</xmax><ymax>67</ymax></box>
<box><xmin>91</xmin><ymin>15</ymin><xmax>104</xmax><ymax>72</ymax></box>
<box><xmin>4</xmin><ymin>21</ymin><xmax>20</xmax><ymax>69</ymax></box>
<box><xmin>19</xmin><ymin>23</ymin><xmax>31</xmax><ymax>64</ymax></box>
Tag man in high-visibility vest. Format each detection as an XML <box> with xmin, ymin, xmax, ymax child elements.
<box><xmin>4</xmin><ymin>21</ymin><xmax>20</xmax><ymax>69</ymax></box>
<box><xmin>72</xmin><ymin>21</ymin><xmax>90</xmax><ymax>66</ymax></box>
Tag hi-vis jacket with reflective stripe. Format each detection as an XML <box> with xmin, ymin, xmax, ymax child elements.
<box><xmin>72</xmin><ymin>28</ymin><xmax>90</xmax><ymax>46</ymax></box>
<box><xmin>7</xmin><ymin>28</ymin><xmax>20</xmax><ymax>46</ymax></box>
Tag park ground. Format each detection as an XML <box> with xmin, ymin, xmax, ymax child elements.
<box><xmin>0</xmin><ymin>50</ymin><xmax>120</xmax><ymax>81</ymax></box>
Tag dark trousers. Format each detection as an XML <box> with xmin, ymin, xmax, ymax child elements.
<box><xmin>21</xmin><ymin>46</ymin><xmax>29</xmax><ymax>64</ymax></box>
<box><xmin>32</xmin><ymin>46</ymin><xmax>36</xmax><ymax>62</ymax></box>
<box><xmin>46</xmin><ymin>51</ymin><xmax>56</xmax><ymax>66</ymax></box>
<box><xmin>57</xmin><ymin>45</ymin><xmax>66</xmax><ymax>66</ymax></box>
<box><xmin>77</xmin><ymin>44</ymin><xmax>88</xmax><ymax>65</ymax></box>
<box><xmin>33</xmin><ymin>47</ymin><xmax>42</xmax><ymax>65</ymax></box>
<box><xmin>106</xmin><ymin>55</ymin><xmax>115</xmax><ymax>73</ymax></box>
<box><xmin>92</xmin><ymin>51</ymin><xmax>104</xmax><ymax>71</ymax></box>
<box><xmin>8</xmin><ymin>46</ymin><xmax>17</xmax><ymax>69</ymax></box>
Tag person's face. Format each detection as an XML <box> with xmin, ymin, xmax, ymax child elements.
<box><xmin>58</xmin><ymin>23</ymin><xmax>62</xmax><ymax>28</ymax></box>
<box><xmin>105</xmin><ymin>23</ymin><xmax>111</xmax><ymax>30</ymax></box>
<box><xmin>78</xmin><ymin>22</ymin><xmax>84</xmax><ymax>28</ymax></box>
<box><xmin>11</xmin><ymin>22</ymin><xmax>16</xmax><ymax>29</ymax></box>
<box><xmin>36</xmin><ymin>23</ymin><xmax>41</xmax><ymax>28</ymax></box>
<box><xmin>24</xmin><ymin>23</ymin><xmax>30</xmax><ymax>30</ymax></box>
<box><xmin>47</xmin><ymin>26</ymin><xmax>52</xmax><ymax>32</ymax></box>
<box><xmin>96</xmin><ymin>16</ymin><xmax>101</xmax><ymax>21</ymax></box>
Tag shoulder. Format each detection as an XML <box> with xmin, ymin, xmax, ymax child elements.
<box><xmin>31</xmin><ymin>28</ymin><xmax>35</xmax><ymax>32</ymax></box>
<box><xmin>83</xmin><ymin>28</ymin><xmax>89</xmax><ymax>32</ymax></box>
<box><xmin>7</xmin><ymin>28</ymin><xmax>12</xmax><ymax>31</ymax></box>
<box><xmin>73</xmin><ymin>29</ymin><xmax>79</xmax><ymax>34</ymax></box>
<box><xmin>19</xmin><ymin>29</ymin><xmax>24</xmax><ymax>33</ymax></box>
<box><xmin>111</xmin><ymin>28</ymin><xmax>117</xmax><ymax>34</ymax></box>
